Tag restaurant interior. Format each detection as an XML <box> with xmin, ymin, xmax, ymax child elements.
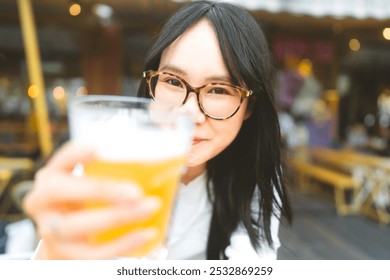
<box><xmin>0</xmin><ymin>0</ymin><xmax>389</xmax><ymax>259</ymax></box>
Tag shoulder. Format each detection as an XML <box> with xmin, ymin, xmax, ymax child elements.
<box><xmin>223</xmin><ymin>187</ymin><xmax>281</xmax><ymax>260</ymax></box>
<box><xmin>224</xmin><ymin>214</ymin><xmax>281</xmax><ymax>260</ymax></box>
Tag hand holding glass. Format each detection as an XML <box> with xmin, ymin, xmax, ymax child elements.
<box><xmin>68</xmin><ymin>95</ymin><xmax>193</xmax><ymax>257</ymax></box>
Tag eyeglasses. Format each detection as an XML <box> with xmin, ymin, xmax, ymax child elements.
<box><xmin>143</xmin><ymin>70</ymin><xmax>253</xmax><ymax>120</ymax></box>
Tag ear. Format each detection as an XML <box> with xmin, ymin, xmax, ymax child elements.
<box><xmin>244</xmin><ymin>107</ymin><xmax>252</xmax><ymax>120</ymax></box>
<box><xmin>244</xmin><ymin>100</ymin><xmax>254</xmax><ymax>120</ymax></box>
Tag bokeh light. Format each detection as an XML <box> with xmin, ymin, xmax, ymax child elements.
<box><xmin>69</xmin><ymin>3</ymin><xmax>81</xmax><ymax>16</ymax></box>
<box><xmin>383</xmin><ymin>28</ymin><xmax>390</xmax><ymax>40</ymax></box>
<box><xmin>349</xmin><ymin>38</ymin><xmax>360</xmax><ymax>51</ymax></box>
<box><xmin>53</xmin><ymin>86</ymin><xmax>65</xmax><ymax>100</ymax></box>
<box><xmin>27</xmin><ymin>85</ymin><xmax>38</xmax><ymax>99</ymax></box>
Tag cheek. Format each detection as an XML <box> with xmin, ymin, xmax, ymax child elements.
<box><xmin>212</xmin><ymin>119</ymin><xmax>242</xmax><ymax>148</ymax></box>
<box><xmin>209</xmin><ymin>105</ymin><xmax>249</xmax><ymax>153</ymax></box>
<box><xmin>185</xmin><ymin>101</ymin><xmax>249</xmax><ymax>167</ymax></box>
<box><xmin>186</xmin><ymin>118</ymin><xmax>245</xmax><ymax>167</ymax></box>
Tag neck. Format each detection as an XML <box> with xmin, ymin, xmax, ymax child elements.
<box><xmin>181</xmin><ymin>164</ymin><xmax>206</xmax><ymax>185</ymax></box>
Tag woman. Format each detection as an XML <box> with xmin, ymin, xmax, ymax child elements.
<box><xmin>24</xmin><ymin>0</ymin><xmax>292</xmax><ymax>260</ymax></box>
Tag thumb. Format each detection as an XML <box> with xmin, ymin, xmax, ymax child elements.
<box><xmin>46</xmin><ymin>142</ymin><xmax>96</xmax><ymax>172</ymax></box>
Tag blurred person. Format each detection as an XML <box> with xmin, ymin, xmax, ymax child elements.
<box><xmin>305</xmin><ymin>99</ymin><xmax>333</xmax><ymax>147</ymax></box>
<box><xmin>377</xmin><ymin>86</ymin><xmax>390</xmax><ymax>155</ymax></box>
<box><xmin>278</xmin><ymin>108</ymin><xmax>309</xmax><ymax>149</ymax></box>
<box><xmin>277</xmin><ymin>55</ymin><xmax>304</xmax><ymax>109</ymax></box>
<box><xmin>23</xmin><ymin>0</ymin><xmax>292</xmax><ymax>260</ymax></box>
<box><xmin>290</xmin><ymin>60</ymin><xmax>323</xmax><ymax>119</ymax></box>
<box><xmin>346</xmin><ymin>123</ymin><xmax>369</xmax><ymax>150</ymax></box>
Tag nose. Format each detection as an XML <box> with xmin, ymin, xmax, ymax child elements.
<box><xmin>181</xmin><ymin>92</ymin><xmax>206</xmax><ymax>124</ymax></box>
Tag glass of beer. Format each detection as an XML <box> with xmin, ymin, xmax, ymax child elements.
<box><xmin>68</xmin><ymin>95</ymin><xmax>194</xmax><ymax>257</ymax></box>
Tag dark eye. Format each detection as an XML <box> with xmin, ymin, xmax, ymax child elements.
<box><xmin>209</xmin><ymin>87</ymin><xmax>231</xmax><ymax>95</ymax></box>
<box><xmin>166</xmin><ymin>78</ymin><xmax>183</xmax><ymax>88</ymax></box>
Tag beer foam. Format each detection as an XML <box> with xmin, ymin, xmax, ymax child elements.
<box><xmin>70</xmin><ymin>111</ymin><xmax>193</xmax><ymax>162</ymax></box>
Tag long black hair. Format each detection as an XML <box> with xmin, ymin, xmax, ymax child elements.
<box><xmin>138</xmin><ymin>0</ymin><xmax>292</xmax><ymax>259</ymax></box>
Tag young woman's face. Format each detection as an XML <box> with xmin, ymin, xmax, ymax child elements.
<box><xmin>159</xmin><ymin>20</ymin><xmax>251</xmax><ymax>171</ymax></box>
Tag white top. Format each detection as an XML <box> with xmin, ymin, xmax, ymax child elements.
<box><xmin>33</xmin><ymin>172</ymin><xmax>281</xmax><ymax>260</ymax></box>
<box><xmin>166</xmin><ymin>172</ymin><xmax>281</xmax><ymax>260</ymax></box>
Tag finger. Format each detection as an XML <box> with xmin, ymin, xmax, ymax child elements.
<box><xmin>46</xmin><ymin>142</ymin><xmax>96</xmax><ymax>172</ymax></box>
<box><xmin>37</xmin><ymin>197</ymin><xmax>162</xmax><ymax>241</ymax></box>
<box><xmin>24</xmin><ymin>169</ymin><xmax>144</xmax><ymax>215</ymax></box>
<box><xmin>43</xmin><ymin>227</ymin><xmax>158</xmax><ymax>259</ymax></box>
<box><xmin>37</xmin><ymin>168</ymin><xmax>143</xmax><ymax>203</ymax></box>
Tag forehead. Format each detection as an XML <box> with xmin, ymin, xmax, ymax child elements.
<box><xmin>159</xmin><ymin>20</ymin><xmax>229</xmax><ymax>82</ymax></box>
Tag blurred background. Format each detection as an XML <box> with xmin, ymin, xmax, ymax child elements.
<box><xmin>0</xmin><ymin>0</ymin><xmax>389</xmax><ymax>259</ymax></box>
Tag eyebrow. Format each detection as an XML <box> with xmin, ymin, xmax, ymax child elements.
<box><xmin>160</xmin><ymin>64</ymin><xmax>232</xmax><ymax>84</ymax></box>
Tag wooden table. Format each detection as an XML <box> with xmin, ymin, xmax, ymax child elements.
<box><xmin>0</xmin><ymin>157</ymin><xmax>34</xmax><ymax>171</ymax></box>
<box><xmin>309</xmin><ymin>147</ymin><xmax>390</xmax><ymax>225</ymax></box>
<box><xmin>0</xmin><ymin>157</ymin><xmax>34</xmax><ymax>215</ymax></box>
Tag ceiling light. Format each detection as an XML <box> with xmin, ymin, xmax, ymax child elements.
<box><xmin>92</xmin><ymin>4</ymin><xmax>113</xmax><ymax>19</ymax></box>
<box><xmin>383</xmin><ymin>27</ymin><xmax>390</xmax><ymax>40</ymax></box>
<box><xmin>349</xmin><ymin>38</ymin><xmax>360</xmax><ymax>51</ymax></box>
<box><xmin>69</xmin><ymin>2</ymin><xmax>81</xmax><ymax>16</ymax></box>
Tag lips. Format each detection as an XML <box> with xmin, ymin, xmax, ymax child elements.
<box><xmin>192</xmin><ymin>137</ymin><xmax>205</xmax><ymax>145</ymax></box>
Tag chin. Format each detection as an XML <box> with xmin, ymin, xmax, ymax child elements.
<box><xmin>185</xmin><ymin>154</ymin><xmax>206</xmax><ymax>168</ymax></box>
<box><xmin>185</xmin><ymin>159</ymin><xmax>200</xmax><ymax>168</ymax></box>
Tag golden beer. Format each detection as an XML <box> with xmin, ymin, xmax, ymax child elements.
<box><xmin>68</xmin><ymin>95</ymin><xmax>193</xmax><ymax>258</ymax></box>
<box><xmin>84</xmin><ymin>156</ymin><xmax>186</xmax><ymax>257</ymax></box>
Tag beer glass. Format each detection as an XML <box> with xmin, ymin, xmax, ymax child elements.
<box><xmin>68</xmin><ymin>95</ymin><xmax>194</xmax><ymax>257</ymax></box>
